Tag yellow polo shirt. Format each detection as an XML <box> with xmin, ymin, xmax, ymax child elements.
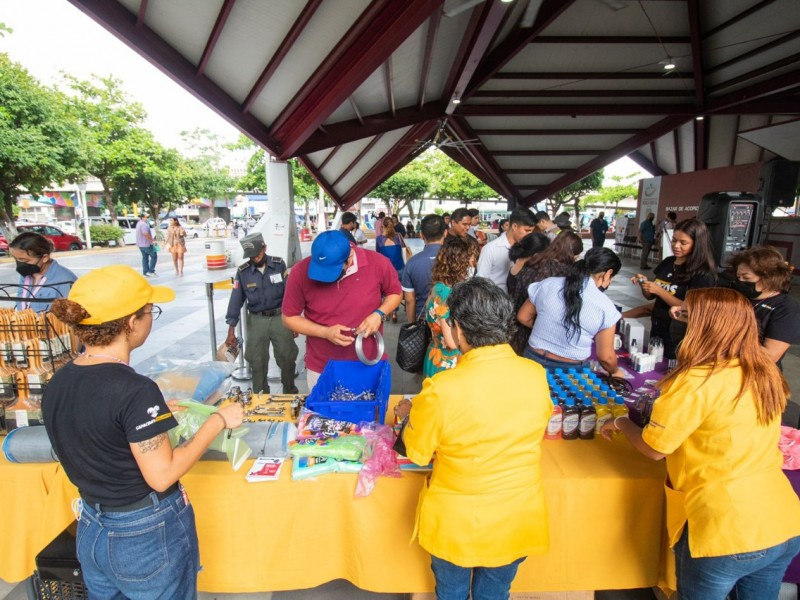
<box><xmin>404</xmin><ymin>344</ymin><xmax>552</xmax><ymax>567</ymax></box>
<box><xmin>642</xmin><ymin>362</ymin><xmax>800</xmax><ymax>558</ymax></box>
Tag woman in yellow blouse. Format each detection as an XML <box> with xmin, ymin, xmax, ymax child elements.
<box><xmin>602</xmin><ymin>288</ymin><xmax>800</xmax><ymax>599</ymax></box>
<box><xmin>396</xmin><ymin>277</ymin><xmax>552</xmax><ymax>600</ymax></box>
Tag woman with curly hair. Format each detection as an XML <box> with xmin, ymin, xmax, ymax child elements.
<box><xmin>423</xmin><ymin>236</ymin><xmax>480</xmax><ymax>378</ymax></box>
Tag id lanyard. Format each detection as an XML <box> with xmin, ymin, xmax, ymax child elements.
<box><xmin>20</xmin><ymin>275</ymin><xmax>47</xmax><ymax>310</ymax></box>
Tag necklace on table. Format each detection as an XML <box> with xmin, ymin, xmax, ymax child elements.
<box><xmin>81</xmin><ymin>353</ymin><xmax>129</xmax><ymax>366</ymax></box>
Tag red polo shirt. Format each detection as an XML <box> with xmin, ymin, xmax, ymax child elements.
<box><xmin>283</xmin><ymin>247</ymin><xmax>401</xmax><ymax>373</ymax></box>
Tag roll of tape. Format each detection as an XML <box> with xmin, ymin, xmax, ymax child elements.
<box><xmin>355</xmin><ymin>331</ymin><xmax>384</xmax><ymax>366</ymax></box>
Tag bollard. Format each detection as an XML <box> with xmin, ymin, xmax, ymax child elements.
<box><xmin>205</xmin><ymin>282</ymin><xmax>217</xmax><ymax>359</ymax></box>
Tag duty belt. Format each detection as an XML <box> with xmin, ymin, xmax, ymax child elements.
<box><xmin>252</xmin><ymin>307</ymin><xmax>282</xmax><ymax>317</ymax></box>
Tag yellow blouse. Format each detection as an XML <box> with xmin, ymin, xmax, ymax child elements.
<box><xmin>404</xmin><ymin>344</ymin><xmax>552</xmax><ymax>567</ymax></box>
<box><xmin>642</xmin><ymin>363</ymin><xmax>800</xmax><ymax>557</ymax></box>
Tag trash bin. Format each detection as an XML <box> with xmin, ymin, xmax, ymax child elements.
<box><xmin>205</xmin><ymin>240</ymin><xmax>227</xmax><ymax>269</ymax></box>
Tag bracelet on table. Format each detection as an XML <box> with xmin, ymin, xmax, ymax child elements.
<box><xmin>614</xmin><ymin>416</ymin><xmax>626</xmax><ymax>431</ymax></box>
<box><xmin>373</xmin><ymin>308</ymin><xmax>386</xmax><ymax>318</ymax></box>
<box><xmin>210</xmin><ymin>411</ymin><xmax>229</xmax><ymax>430</ymax></box>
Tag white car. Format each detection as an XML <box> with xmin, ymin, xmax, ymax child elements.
<box><xmin>202</xmin><ymin>217</ymin><xmax>227</xmax><ymax>231</ymax></box>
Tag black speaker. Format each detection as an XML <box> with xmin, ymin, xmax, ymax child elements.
<box><xmin>697</xmin><ymin>192</ymin><xmax>762</xmax><ymax>268</ymax></box>
<box><xmin>760</xmin><ymin>160</ymin><xmax>800</xmax><ymax>207</ymax></box>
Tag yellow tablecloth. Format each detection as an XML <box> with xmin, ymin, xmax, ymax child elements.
<box><xmin>1</xmin><ymin>437</ymin><xmax>670</xmax><ymax>593</ymax></box>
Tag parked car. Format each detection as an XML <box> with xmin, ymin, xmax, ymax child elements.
<box><xmin>0</xmin><ymin>235</ymin><xmax>8</xmax><ymax>255</ymax></box>
<box><xmin>202</xmin><ymin>217</ymin><xmax>227</xmax><ymax>232</ymax></box>
<box><xmin>160</xmin><ymin>219</ymin><xmax>200</xmax><ymax>238</ymax></box>
<box><xmin>54</xmin><ymin>220</ymin><xmax>78</xmax><ymax>235</ymax></box>
<box><xmin>16</xmin><ymin>224</ymin><xmax>84</xmax><ymax>252</ymax></box>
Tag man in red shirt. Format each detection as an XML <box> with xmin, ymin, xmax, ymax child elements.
<box><xmin>282</xmin><ymin>231</ymin><xmax>402</xmax><ymax>389</ymax></box>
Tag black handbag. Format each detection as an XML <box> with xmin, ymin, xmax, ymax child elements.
<box><xmin>396</xmin><ymin>316</ymin><xmax>431</xmax><ymax>373</ymax></box>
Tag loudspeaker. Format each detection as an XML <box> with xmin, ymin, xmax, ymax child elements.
<box><xmin>760</xmin><ymin>160</ymin><xmax>800</xmax><ymax>207</ymax></box>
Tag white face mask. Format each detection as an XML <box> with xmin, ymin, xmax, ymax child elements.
<box><xmin>467</xmin><ymin>266</ymin><xmax>476</xmax><ymax>278</ymax></box>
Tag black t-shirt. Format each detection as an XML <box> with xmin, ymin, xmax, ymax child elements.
<box><xmin>42</xmin><ymin>362</ymin><xmax>177</xmax><ymax>506</ymax></box>
<box><xmin>651</xmin><ymin>256</ymin><xmax>716</xmax><ymax>322</ymax></box>
<box><xmin>752</xmin><ymin>293</ymin><xmax>800</xmax><ymax>348</ymax></box>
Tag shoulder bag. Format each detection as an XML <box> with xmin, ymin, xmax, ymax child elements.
<box><xmin>396</xmin><ymin>302</ymin><xmax>431</xmax><ymax>374</ymax></box>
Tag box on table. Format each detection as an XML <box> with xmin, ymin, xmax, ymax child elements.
<box><xmin>412</xmin><ymin>593</ymin><xmax>593</xmax><ymax>600</ymax></box>
<box><xmin>305</xmin><ymin>360</ymin><xmax>390</xmax><ymax>424</ymax></box>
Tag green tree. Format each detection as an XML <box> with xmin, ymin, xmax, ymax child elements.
<box><xmin>178</xmin><ymin>156</ymin><xmax>236</xmax><ymax>203</ymax></box>
<box><xmin>64</xmin><ymin>74</ymin><xmax>147</xmax><ymax>224</ymax></box>
<box><xmin>371</xmin><ymin>171</ymin><xmax>430</xmax><ymax>218</ymax></box>
<box><xmin>546</xmin><ymin>170</ymin><xmax>604</xmax><ymax>226</ymax></box>
<box><xmin>109</xmin><ymin>130</ymin><xmax>182</xmax><ymax>230</ymax></box>
<box><xmin>0</xmin><ymin>55</ymin><xmax>86</xmax><ymax>234</ymax></box>
<box><xmin>584</xmin><ymin>173</ymin><xmax>640</xmax><ymax>214</ymax></box>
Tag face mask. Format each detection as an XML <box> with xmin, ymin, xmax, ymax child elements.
<box><xmin>597</xmin><ymin>285</ymin><xmax>608</xmax><ymax>293</ymax></box>
<box><xmin>15</xmin><ymin>261</ymin><xmax>41</xmax><ymax>277</ymax></box>
<box><xmin>732</xmin><ymin>279</ymin><xmax>760</xmax><ymax>299</ymax></box>
<box><xmin>467</xmin><ymin>266</ymin><xmax>476</xmax><ymax>278</ymax></box>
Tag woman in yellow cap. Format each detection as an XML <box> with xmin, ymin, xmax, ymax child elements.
<box><xmin>42</xmin><ymin>265</ymin><xmax>243</xmax><ymax>599</ymax></box>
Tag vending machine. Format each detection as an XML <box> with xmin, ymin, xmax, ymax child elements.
<box><xmin>696</xmin><ymin>192</ymin><xmax>763</xmax><ymax>269</ymax></box>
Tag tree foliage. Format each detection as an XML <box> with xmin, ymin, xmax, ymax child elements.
<box><xmin>109</xmin><ymin>129</ymin><xmax>182</xmax><ymax>226</ymax></box>
<box><xmin>64</xmin><ymin>74</ymin><xmax>147</xmax><ymax>223</ymax></box>
<box><xmin>371</xmin><ymin>170</ymin><xmax>430</xmax><ymax>217</ymax></box>
<box><xmin>546</xmin><ymin>170</ymin><xmax>604</xmax><ymax>224</ymax></box>
<box><xmin>584</xmin><ymin>173</ymin><xmax>640</xmax><ymax>212</ymax></box>
<box><xmin>0</xmin><ymin>54</ymin><xmax>86</xmax><ymax>234</ymax></box>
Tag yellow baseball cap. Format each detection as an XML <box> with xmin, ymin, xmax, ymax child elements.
<box><xmin>68</xmin><ymin>265</ymin><xmax>176</xmax><ymax>325</ymax></box>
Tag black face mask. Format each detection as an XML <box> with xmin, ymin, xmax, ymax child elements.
<box><xmin>732</xmin><ymin>279</ymin><xmax>760</xmax><ymax>299</ymax></box>
<box><xmin>15</xmin><ymin>261</ymin><xmax>41</xmax><ymax>277</ymax></box>
<box><xmin>597</xmin><ymin>285</ymin><xmax>608</xmax><ymax>293</ymax></box>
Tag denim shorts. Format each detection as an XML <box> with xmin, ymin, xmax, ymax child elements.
<box><xmin>523</xmin><ymin>346</ymin><xmax>589</xmax><ymax>371</ymax></box>
<box><xmin>76</xmin><ymin>486</ymin><xmax>200</xmax><ymax>600</ymax></box>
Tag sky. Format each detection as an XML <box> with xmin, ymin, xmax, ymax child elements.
<box><xmin>1</xmin><ymin>0</ymin><xmax>648</xmax><ymax>181</ymax></box>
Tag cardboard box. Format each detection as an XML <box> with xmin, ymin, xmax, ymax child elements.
<box><xmin>412</xmin><ymin>593</ymin><xmax>593</xmax><ymax>600</ymax></box>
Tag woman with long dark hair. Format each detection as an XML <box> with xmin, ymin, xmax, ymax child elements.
<box><xmin>518</xmin><ymin>247</ymin><xmax>623</xmax><ymax>375</ymax></box>
<box><xmin>629</xmin><ymin>218</ymin><xmax>716</xmax><ymax>359</ymax></box>
<box><xmin>602</xmin><ymin>288</ymin><xmax>800</xmax><ymax>599</ymax></box>
<box><xmin>423</xmin><ymin>236</ymin><xmax>480</xmax><ymax>377</ymax></box>
<box><xmin>10</xmin><ymin>231</ymin><xmax>77</xmax><ymax>312</ymax></box>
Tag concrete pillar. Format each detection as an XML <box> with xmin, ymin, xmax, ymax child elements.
<box><xmin>253</xmin><ymin>160</ymin><xmax>302</xmax><ymax>267</ymax></box>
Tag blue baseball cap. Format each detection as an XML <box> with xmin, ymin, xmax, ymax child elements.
<box><xmin>308</xmin><ymin>231</ymin><xmax>352</xmax><ymax>283</ymax></box>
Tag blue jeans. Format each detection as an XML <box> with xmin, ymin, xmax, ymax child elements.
<box><xmin>674</xmin><ymin>527</ymin><xmax>800</xmax><ymax>600</ymax></box>
<box><xmin>523</xmin><ymin>346</ymin><xmax>589</xmax><ymax>371</ymax></box>
<box><xmin>76</xmin><ymin>487</ymin><xmax>200</xmax><ymax>600</ymax></box>
<box><xmin>138</xmin><ymin>245</ymin><xmax>158</xmax><ymax>275</ymax></box>
<box><xmin>430</xmin><ymin>555</ymin><xmax>525</xmax><ymax>600</ymax></box>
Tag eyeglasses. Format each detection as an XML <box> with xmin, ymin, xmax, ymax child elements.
<box><xmin>144</xmin><ymin>305</ymin><xmax>163</xmax><ymax>321</ymax></box>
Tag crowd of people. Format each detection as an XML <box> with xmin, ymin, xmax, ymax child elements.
<box><xmin>6</xmin><ymin>200</ymin><xmax>799</xmax><ymax>599</ymax></box>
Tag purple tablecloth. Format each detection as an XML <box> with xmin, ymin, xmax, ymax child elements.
<box><xmin>784</xmin><ymin>469</ymin><xmax>800</xmax><ymax>583</ymax></box>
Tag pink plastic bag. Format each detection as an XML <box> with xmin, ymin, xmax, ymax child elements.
<box><xmin>780</xmin><ymin>426</ymin><xmax>800</xmax><ymax>470</ymax></box>
<box><xmin>355</xmin><ymin>424</ymin><xmax>401</xmax><ymax>497</ymax></box>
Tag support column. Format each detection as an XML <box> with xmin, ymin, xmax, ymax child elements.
<box><xmin>253</xmin><ymin>160</ymin><xmax>303</xmax><ymax>267</ymax></box>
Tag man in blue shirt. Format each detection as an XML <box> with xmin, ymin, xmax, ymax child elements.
<box><xmin>401</xmin><ymin>214</ymin><xmax>445</xmax><ymax>321</ymax></box>
<box><xmin>590</xmin><ymin>211</ymin><xmax>609</xmax><ymax>248</ymax></box>
<box><xmin>639</xmin><ymin>212</ymin><xmax>656</xmax><ymax>269</ymax></box>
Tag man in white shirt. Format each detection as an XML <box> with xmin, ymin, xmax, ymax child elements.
<box><xmin>476</xmin><ymin>207</ymin><xmax>537</xmax><ymax>292</ymax></box>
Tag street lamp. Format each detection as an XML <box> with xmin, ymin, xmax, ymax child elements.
<box><xmin>77</xmin><ymin>182</ymin><xmax>92</xmax><ymax>249</ymax></box>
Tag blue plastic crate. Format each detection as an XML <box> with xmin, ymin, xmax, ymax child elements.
<box><xmin>306</xmin><ymin>360</ymin><xmax>391</xmax><ymax>424</ymax></box>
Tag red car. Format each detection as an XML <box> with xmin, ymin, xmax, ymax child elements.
<box><xmin>0</xmin><ymin>235</ymin><xmax>8</xmax><ymax>255</ymax></box>
<box><xmin>16</xmin><ymin>224</ymin><xmax>84</xmax><ymax>252</ymax></box>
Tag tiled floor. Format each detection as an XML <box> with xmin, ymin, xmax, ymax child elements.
<box><xmin>2</xmin><ymin>240</ymin><xmax>799</xmax><ymax>599</ymax></box>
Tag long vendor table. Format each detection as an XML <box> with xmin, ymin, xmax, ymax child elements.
<box><xmin>1</xmin><ymin>431</ymin><xmax>671</xmax><ymax>593</ymax></box>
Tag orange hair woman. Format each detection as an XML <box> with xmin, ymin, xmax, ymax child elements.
<box><xmin>602</xmin><ymin>288</ymin><xmax>800</xmax><ymax>598</ymax></box>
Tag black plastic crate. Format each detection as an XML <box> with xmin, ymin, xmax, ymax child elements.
<box><xmin>33</xmin><ymin>522</ymin><xmax>87</xmax><ymax>599</ymax></box>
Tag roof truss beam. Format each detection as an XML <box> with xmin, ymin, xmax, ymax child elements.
<box><xmin>686</xmin><ymin>0</ymin><xmax>705</xmax><ymax>108</ymax></box>
<box><xmin>531</xmin><ymin>36</ymin><xmax>690</xmax><ymax>44</ymax></box>
<box><xmin>196</xmin><ymin>0</ymin><xmax>237</xmax><ymax>77</ymax></box>
<box><xmin>471</xmin><ymin>90</ymin><xmax>693</xmax><ymax>98</ymax></box>
<box><xmin>492</xmin><ymin>72</ymin><xmax>693</xmax><ymax>80</ymax></box>
<box><xmin>297</xmin><ymin>156</ymin><xmax>341</xmax><ymax>206</ymax></box>
<box><xmin>473</xmin><ymin>128</ymin><xmax>643</xmax><ymax>135</ymax></box>
<box><xmin>448</xmin><ymin>117</ymin><xmax>519</xmax><ymax>200</ymax></box>
<box><xmin>629</xmin><ymin>150</ymin><xmax>667</xmax><ymax>176</ymax></box>
<box><xmin>271</xmin><ymin>0</ymin><xmax>444</xmax><ymax>159</ymax></box>
<box><xmin>706</xmin><ymin>30</ymin><xmax>800</xmax><ymax>76</ymax></box>
<box><xmin>293</xmin><ymin>102</ymin><xmax>444</xmax><ymax>157</ymax></box>
<box><xmin>417</xmin><ymin>10</ymin><xmax>442</xmax><ymax>110</ymax></box>
<box><xmin>703</xmin><ymin>0</ymin><xmax>779</xmax><ymax>40</ymax></box>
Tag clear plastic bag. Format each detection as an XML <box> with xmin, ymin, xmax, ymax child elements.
<box><xmin>140</xmin><ymin>357</ymin><xmax>236</xmax><ymax>404</ymax></box>
<box><xmin>289</xmin><ymin>436</ymin><xmax>367</xmax><ymax>461</ymax></box>
<box><xmin>355</xmin><ymin>424</ymin><xmax>401</xmax><ymax>497</ymax></box>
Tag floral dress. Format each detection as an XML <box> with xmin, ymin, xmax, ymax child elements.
<box><xmin>423</xmin><ymin>282</ymin><xmax>461</xmax><ymax>378</ymax></box>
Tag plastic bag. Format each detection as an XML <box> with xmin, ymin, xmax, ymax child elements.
<box><xmin>289</xmin><ymin>436</ymin><xmax>367</xmax><ymax>461</ymax></box>
<box><xmin>296</xmin><ymin>409</ymin><xmax>361</xmax><ymax>440</ymax></box>
<box><xmin>140</xmin><ymin>356</ymin><xmax>235</xmax><ymax>404</ymax></box>
<box><xmin>355</xmin><ymin>424</ymin><xmax>401</xmax><ymax>497</ymax></box>
<box><xmin>291</xmin><ymin>456</ymin><xmax>362</xmax><ymax>480</ymax></box>
<box><xmin>168</xmin><ymin>400</ymin><xmax>252</xmax><ymax>471</ymax></box>
<box><xmin>780</xmin><ymin>426</ymin><xmax>800</xmax><ymax>470</ymax></box>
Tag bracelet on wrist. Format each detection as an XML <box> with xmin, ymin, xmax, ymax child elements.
<box><xmin>211</xmin><ymin>411</ymin><xmax>228</xmax><ymax>430</ymax></box>
<box><xmin>373</xmin><ymin>309</ymin><xmax>385</xmax><ymax>318</ymax></box>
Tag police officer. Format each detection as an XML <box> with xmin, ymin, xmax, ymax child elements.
<box><xmin>225</xmin><ymin>233</ymin><xmax>299</xmax><ymax>394</ymax></box>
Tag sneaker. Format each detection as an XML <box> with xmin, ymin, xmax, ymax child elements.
<box><xmin>150</xmin><ymin>272</ymin><xmax>159</xmax><ymax>277</ymax></box>
<box><xmin>144</xmin><ymin>273</ymin><xmax>154</xmax><ymax>278</ymax></box>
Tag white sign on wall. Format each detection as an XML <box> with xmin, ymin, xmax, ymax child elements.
<box><xmin>639</xmin><ymin>177</ymin><xmax>662</xmax><ymax>225</ymax></box>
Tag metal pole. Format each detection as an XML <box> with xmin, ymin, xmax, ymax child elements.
<box><xmin>205</xmin><ymin>282</ymin><xmax>217</xmax><ymax>358</ymax></box>
<box><xmin>231</xmin><ymin>304</ymin><xmax>252</xmax><ymax>380</ymax></box>
<box><xmin>78</xmin><ymin>183</ymin><xmax>93</xmax><ymax>249</ymax></box>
